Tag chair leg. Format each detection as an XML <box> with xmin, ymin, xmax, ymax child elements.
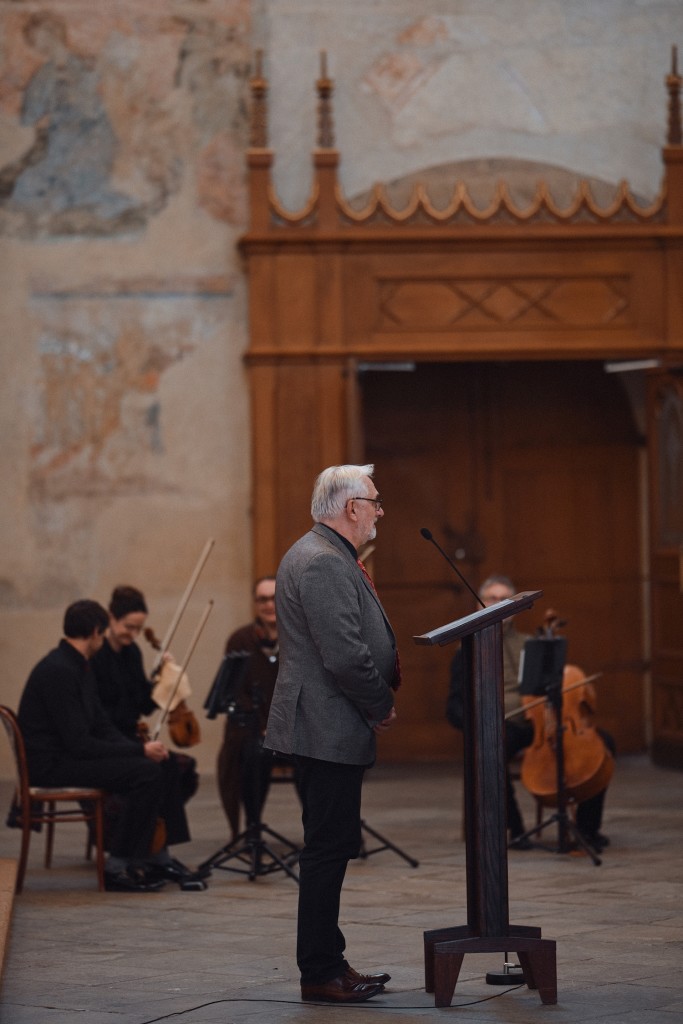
<box><xmin>93</xmin><ymin>799</ymin><xmax>105</xmax><ymax>892</ymax></box>
<box><xmin>16</xmin><ymin>817</ymin><xmax>31</xmax><ymax>894</ymax></box>
<box><xmin>45</xmin><ymin>801</ymin><xmax>56</xmax><ymax>869</ymax></box>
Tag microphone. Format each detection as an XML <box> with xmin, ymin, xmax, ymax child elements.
<box><xmin>420</xmin><ymin>528</ymin><xmax>486</xmax><ymax>609</ymax></box>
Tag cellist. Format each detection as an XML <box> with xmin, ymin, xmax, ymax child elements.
<box><xmin>91</xmin><ymin>584</ymin><xmax>204</xmax><ymax>886</ymax></box>
<box><xmin>446</xmin><ymin>574</ymin><xmax>615</xmax><ymax>853</ymax></box>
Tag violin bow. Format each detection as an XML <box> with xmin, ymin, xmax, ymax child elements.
<box><xmin>151</xmin><ymin>599</ymin><xmax>214</xmax><ymax>740</ymax></box>
<box><xmin>505</xmin><ymin>672</ymin><xmax>603</xmax><ymax>720</ymax></box>
<box><xmin>151</xmin><ymin>538</ymin><xmax>214</xmax><ymax>675</ymax></box>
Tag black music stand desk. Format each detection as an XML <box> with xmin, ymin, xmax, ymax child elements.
<box><xmin>414</xmin><ymin>591</ymin><xmax>557</xmax><ymax>1007</ymax></box>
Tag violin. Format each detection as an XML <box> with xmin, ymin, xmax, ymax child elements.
<box><xmin>144</xmin><ymin>628</ymin><xmax>201</xmax><ymax>749</ymax></box>
<box><xmin>141</xmin><ymin>538</ymin><xmax>215</xmax><ymax>749</ymax></box>
<box><xmin>518</xmin><ymin>610</ymin><xmax>614</xmax><ymax>807</ymax></box>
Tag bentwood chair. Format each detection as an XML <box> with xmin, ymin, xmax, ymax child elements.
<box><xmin>0</xmin><ymin>705</ymin><xmax>105</xmax><ymax>892</ymax></box>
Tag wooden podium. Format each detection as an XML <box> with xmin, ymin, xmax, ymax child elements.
<box><xmin>414</xmin><ymin>591</ymin><xmax>557</xmax><ymax>1007</ymax></box>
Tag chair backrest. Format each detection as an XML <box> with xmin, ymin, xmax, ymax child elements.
<box><xmin>0</xmin><ymin>705</ymin><xmax>29</xmax><ymax>810</ymax></box>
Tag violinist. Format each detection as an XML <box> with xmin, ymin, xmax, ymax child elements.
<box><xmin>90</xmin><ymin>585</ymin><xmax>203</xmax><ymax>886</ymax></box>
<box><xmin>446</xmin><ymin>574</ymin><xmax>614</xmax><ymax>853</ymax></box>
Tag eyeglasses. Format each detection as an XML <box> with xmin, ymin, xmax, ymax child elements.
<box><xmin>350</xmin><ymin>496</ymin><xmax>383</xmax><ymax>511</ymax></box>
<box><xmin>254</xmin><ymin>594</ymin><xmax>276</xmax><ymax>604</ymax></box>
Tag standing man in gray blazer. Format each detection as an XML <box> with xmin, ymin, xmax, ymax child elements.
<box><xmin>265</xmin><ymin>464</ymin><xmax>399</xmax><ymax>1004</ymax></box>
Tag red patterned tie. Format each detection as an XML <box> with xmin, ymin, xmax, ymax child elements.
<box><xmin>357</xmin><ymin>559</ymin><xmax>402</xmax><ymax>691</ymax></box>
<box><xmin>357</xmin><ymin>558</ymin><xmax>377</xmax><ymax>593</ymax></box>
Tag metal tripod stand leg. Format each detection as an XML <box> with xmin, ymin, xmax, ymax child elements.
<box><xmin>517</xmin><ymin>811</ymin><xmax>602</xmax><ymax>865</ymax></box>
<box><xmin>199</xmin><ymin>821</ymin><xmax>300</xmax><ymax>882</ymax></box>
<box><xmin>358</xmin><ymin>818</ymin><xmax>419</xmax><ymax>867</ymax></box>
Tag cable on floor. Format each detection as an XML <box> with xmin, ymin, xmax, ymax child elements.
<box><xmin>138</xmin><ymin>984</ymin><xmax>526</xmax><ymax>1022</ymax></box>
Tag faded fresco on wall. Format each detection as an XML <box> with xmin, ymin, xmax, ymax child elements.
<box><xmin>0</xmin><ymin>4</ymin><xmax>251</xmax><ymax>235</ymax></box>
<box><xmin>27</xmin><ymin>283</ymin><xmax>233</xmax><ymax>500</ymax></box>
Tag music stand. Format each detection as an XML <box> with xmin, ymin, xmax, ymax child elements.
<box><xmin>514</xmin><ymin>637</ymin><xmax>601</xmax><ymax>865</ymax></box>
<box><xmin>415</xmin><ymin>592</ymin><xmax>558</xmax><ymax>1008</ymax></box>
<box><xmin>200</xmin><ymin>652</ymin><xmax>301</xmax><ymax>883</ymax></box>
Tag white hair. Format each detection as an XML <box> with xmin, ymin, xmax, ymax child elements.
<box><xmin>479</xmin><ymin>574</ymin><xmax>516</xmax><ymax>597</ymax></box>
<box><xmin>311</xmin><ymin>464</ymin><xmax>375</xmax><ymax>522</ymax></box>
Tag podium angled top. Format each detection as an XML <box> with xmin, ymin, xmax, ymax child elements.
<box><xmin>413</xmin><ymin>590</ymin><xmax>543</xmax><ymax>647</ymax></box>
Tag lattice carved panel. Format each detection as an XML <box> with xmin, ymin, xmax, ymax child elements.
<box><xmin>376</xmin><ymin>276</ymin><xmax>630</xmax><ymax>331</ymax></box>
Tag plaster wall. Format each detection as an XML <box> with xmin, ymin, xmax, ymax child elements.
<box><xmin>0</xmin><ymin>0</ymin><xmax>680</xmax><ymax>783</ymax></box>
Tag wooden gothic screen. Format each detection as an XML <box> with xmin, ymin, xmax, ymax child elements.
<box><xmin>240</xmin><ymin>51</ymin><xmax>683</xmax><ymax>768</ymax></box>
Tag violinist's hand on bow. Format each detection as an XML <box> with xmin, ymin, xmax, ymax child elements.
<box><xmin>373</xmin><ymin>707</ymin><xmax>397</xmax><ymax>733</ymax></box>
<box><xmin>144</xmin><ymin>740</ymin><xmax>170</xmax><ymax>763</ymax></box>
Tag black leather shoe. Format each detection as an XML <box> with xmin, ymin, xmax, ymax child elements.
<box><xmin>145</xmin><ymin>858</ymin><xmax>211</xmax><ymax>884</ymax></box>
<box><xmin>580</xmin><ymin>830</ymin><xmax>610</xmax><ymax>851</ymax></box>
<box><xmin>301</xmin><ymin>974</ymin><xmax>384</xmax><ymax>1003</ymax></box>
<box><xmin>345</xmin><ymin>965</ymin><xmax>391</xmax><ymax>985</ymax></box>
<box><xmin>104</xmin><ymin>867</ymin><xmax>166</xmax><ymax>893</ymax></box>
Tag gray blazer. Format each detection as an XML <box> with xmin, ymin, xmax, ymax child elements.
<box><xmin>264</xmin><ymin>523</ymin><xmax>397</xmax><ymax>765</ymax></box>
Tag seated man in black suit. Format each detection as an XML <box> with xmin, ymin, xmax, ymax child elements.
<box><xmin>19</xmin><ymin>599</ymin><xmax>175</xmax><ymax>892</ymax></box>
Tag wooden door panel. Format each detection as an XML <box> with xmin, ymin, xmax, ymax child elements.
<box><xmin>501</xmin><ymin>451</ymin><xmax>643</xmax><ymax>751</ymax></box>
<box><xmin>364</xmin><ymin>360</ymin><xmax>645</xmax><ymax>762</ymax></box>
<box><xmin>364</xmin><ymin>366</ymin><xmax>479</xmax><ymax>596</ymax></box>
<box><xmin>363</xmin><ymin>364</ymin><xmax>484</xmax><ymax>762</ymax></box>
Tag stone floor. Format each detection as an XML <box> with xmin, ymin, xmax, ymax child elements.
<box><xmin>0</xmin><ymin>754</ymin><xmax>682</xmax><ymax>1024</ymax></box>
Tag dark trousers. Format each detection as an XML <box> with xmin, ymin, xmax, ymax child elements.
<box><xmin>575</xmin><ymin>727</ymin><xmax>616</xmax><ymax>838</ymax></box>
<box><xmin>217</xmin><ymin>719</ymin><xmax>275</xmax><ymax>839</ymax></box>
<box><xmin>155</xmin><ymin>753</ymin><xmax>192</xmax><ymax>847</ymax></box>
<box><xmin>239</xmin><ymin>736</ymin><xmax>274</xmax><ymax>829</ymax></box>
<box><xmin>505</xmin><ymin>719</ymin><xmax>534</xmax><ymax>837</ymax></box>
<box><xmin>294</xmin><ymin>756</ymin><xmax>366</xmax><ymax>985</ymax></box>
<box><xmin>41</xmin><ymin>755</ymin><xmax>163</xmax><ymax>862</ymax></box>
<box><xmin>85</xmin><ymin>752</ymin><xmax>193</xmax><ymax>856</ymax></box>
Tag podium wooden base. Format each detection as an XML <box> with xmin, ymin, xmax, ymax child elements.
<box><xmin>424</xmin><ymin>924</ymin><xmax>557</xmax><ymax>1007</ymax></box>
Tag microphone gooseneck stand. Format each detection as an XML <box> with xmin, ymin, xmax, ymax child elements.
<box><xmin>420</xmin><ymin>529</ymin><xmax>486</xmax><ymax>609</ymax></box>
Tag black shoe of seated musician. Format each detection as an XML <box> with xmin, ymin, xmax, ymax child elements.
<box><xmin>579</xmin><ymin>830</ymin><xmax>610</xmax><ymax>852</ymax></box>
<box><xmin>145</xmin><ymin>857</ymin><xmax>211</xmax><ymax>885</ymax></box>
<box><xmin>104</xmin><ymin>866</ymin><xmax>167</xmax><ymax>893</ymax></box>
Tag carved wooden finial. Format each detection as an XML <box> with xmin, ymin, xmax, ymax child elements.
<box><xmin>316</xmin><ymin>49</ymin><xmax>335</xmax><ymax>149</ymax></box>
<box><xmin>249</xmin><ymin>49</ymin><xmax>268</xmax><ymax>149</ymax></box>
<box><xmin>666</xmin><ymin>44</ymin><xmax>682</xmax><ymax>146</ymax></box>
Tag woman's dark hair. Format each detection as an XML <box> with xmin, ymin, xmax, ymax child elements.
<box><xmin>108</xmin><ymin>585</ymin><xmax>148</xmax><ymax>620</ymax></box>
<box><xmin>63</xmin><ymin>600</ymin><xmax>109</xmax><ymax>639</ymax></box>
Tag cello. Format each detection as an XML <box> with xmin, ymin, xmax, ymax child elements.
<box><xmin>515</xmin><ymin>610</ymin><xmax>614</xmax><ymax>860</ymax></box>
